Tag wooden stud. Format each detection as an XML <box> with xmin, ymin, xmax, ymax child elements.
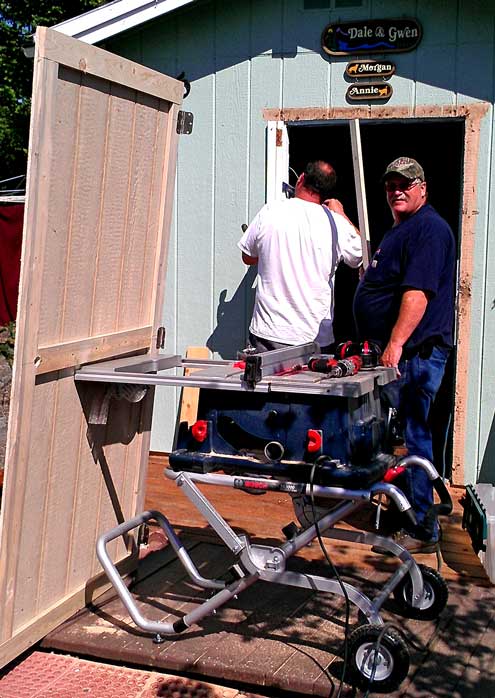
<box><xmin>38</xmin><ymin>27</ymin><xmax>183</xmax><ymax>104</ymax></box>
<box><xmin>178</xmin><ymin>347</ymin><xmax>210</xmax><ymax>428</ymax></box>
<box><xmin>36</xmin><ymin>326</ymin><xmax>153</xmax><ymax>374</ymax></box>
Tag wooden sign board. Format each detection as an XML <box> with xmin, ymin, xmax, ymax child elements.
<box><xmin>322</xmin><ymin>18</ymin><xmax>422</xmax><ymax>56</ymax></box>
<box><xmin>345</xmin><ymin>60</ymin><xmax>396</xmax><ymax>79</ymax></box>
<box><xmin>0</xmin><ymin>27</ymin><xmax>182</xmax><ymax>669</ymax></box>
<box><xmin>346</xmin><ymin>83</ymin><xmax>393</xmax><ymax>102</ymax></box>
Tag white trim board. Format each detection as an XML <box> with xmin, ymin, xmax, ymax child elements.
<box><xmin>266</xmin><ymin>121</ymin><xmax>289</xmax><ymax>204</ymax></box>
<box><xmin>54</xmin><ymin>0</ymin><xmax>196</xmax><ymax>45</ymax></box>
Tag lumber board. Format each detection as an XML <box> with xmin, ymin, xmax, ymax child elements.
<box><xmin>38</xmin><ymin>26</ymin><xmax>183</xmax><ymax>104</ymax></box>
<box><xmin>178</xmin><ymin>347</ymin><xmax>210</xmax><ymax>427</ymax></box>
<box><xmin>0</xmin><ymin>26</ymin><xmax>181</xmax><ymax>668</ymax></box>
<box><xmin>349</xmin><ymin>118</ymin><xmax>371</xmax><ymax>269</ymax></box>
<box><xmin>0</xmin><ymin>55</ymin><xmax>60</xmax><ymax>644</ymax></box>
<box><xmin>36</xmin><ymin>326</ymin><xmax>153</xmax><ymax>374</ymax></box>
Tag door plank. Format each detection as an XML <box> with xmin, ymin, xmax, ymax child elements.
<box><xmin>0</xmin><ymin>27</ymin><xmax>181</xmax><ymax>667</ymax></box>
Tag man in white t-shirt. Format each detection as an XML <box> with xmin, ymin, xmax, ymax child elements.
<box><xmin>238</xmin><ymin>160</ymin><xmax>362</xmax><ymax>352</ymax></box>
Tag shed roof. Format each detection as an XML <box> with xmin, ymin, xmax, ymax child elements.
<box><xmin>53</xmin><ymin>0</ymin><xmax>197</xmax><ymax>44</ymax></box>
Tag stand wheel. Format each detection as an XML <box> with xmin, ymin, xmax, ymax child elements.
<box><xmin>393</xmin><ymin>564</ymin><xmax>448</xmax><ymax>620</ymax></box>
<box><xmin>347</xmin><ymin>624</ymin><xmax>409</xmax><ymax>693</ymax></box>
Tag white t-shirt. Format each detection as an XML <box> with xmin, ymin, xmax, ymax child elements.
<box><xmin>238</xmin><ymin>198</ymin><xmax>362</xmax><ymax>346</ymax></box>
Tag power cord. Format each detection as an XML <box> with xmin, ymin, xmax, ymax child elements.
<box><xmin>309</xmin><ymin>462</ymin><xmax>351</xmax><ymax>698</ymax></box>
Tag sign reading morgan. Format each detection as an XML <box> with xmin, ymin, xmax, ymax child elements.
<box><xmin>346</xmin><ymin>60</ymin><xmax>395</xmax><ymax>79</ymax></box>
<box><xmin>322</xmin><ymin>18</ymin><xmax>422</xmax><ymax>56</ymax></box>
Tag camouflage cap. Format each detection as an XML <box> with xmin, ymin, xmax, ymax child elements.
<box><xmin>382</xmin><ymin>157</ymin><xmax>425</xmax><ymax>182</ymax></box>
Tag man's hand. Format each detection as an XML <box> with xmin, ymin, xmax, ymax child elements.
<box><xmin>380</xmin><ymin>289</ymin><xmax>430</xmax><ymax>375</ymax></box>
<box><xmin>323</xmin><ymin>198</ymin><xmax>345</xmax><ymax>216</ymax></box>
<box><xmin>380</xmin><ymin>340</ymin><xmax>403</xmax><ymax>376</ymax></box>
<box><xmin>323</xmin><ymin>198</ymin><xmax>361</xmax><ymax>238</ymax></box>
<box><xmin>242</xmin><ymin>251</ymin><xmax>258</xmax><ymax>265</ymax></box>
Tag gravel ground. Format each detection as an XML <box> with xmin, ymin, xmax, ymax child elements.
<box><xmin>0</xmin><ymin>350</ymin><xmax>12</xmax><ymax>470</ymax></box>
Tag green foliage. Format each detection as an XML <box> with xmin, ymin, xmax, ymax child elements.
<box><xmin>0</xmin><ymin>322</ymin><xmax>15</xmax><ymax>366</ymax></box>
<box><xmin>0</xmin><ymin>0</ymin><xmax>109</xmax><ymax>180</ymax></box>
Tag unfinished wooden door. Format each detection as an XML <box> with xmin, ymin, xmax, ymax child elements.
<box><xmin>0</xmin><ymin>27</ymin><xmax>182</xmax><ymax>668</ymax></box>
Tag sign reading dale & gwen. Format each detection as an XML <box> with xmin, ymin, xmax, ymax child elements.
<box><xmin>322</xmin><ymin>18</ymin><xmax>422</xmax><ymax>56</ymax></box>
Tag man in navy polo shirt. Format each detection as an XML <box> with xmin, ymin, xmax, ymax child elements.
<box><xmin>353</xmin><ymin>156</ymin><xmax>456</xmax><ymax>553</ymax></box>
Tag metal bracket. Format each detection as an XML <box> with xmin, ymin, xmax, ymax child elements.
<box><xmin>177</xmin><ymin>110</ymin><xmax>194</xmax><ymax>134</ymax></box>
<box><xmin>242</xmin><ymin>342</ymin><xmax>320</xmax><ymax>388</ymax></box>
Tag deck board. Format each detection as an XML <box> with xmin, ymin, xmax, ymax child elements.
<box><xmin>42</xmin><ymin>454</ymin><xmax>494</xmax><ymax>697</ymax></box>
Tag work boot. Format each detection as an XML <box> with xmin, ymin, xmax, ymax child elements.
<box><xmin>372</xmin><ymin>528</ymin><xmax>440</xmax><ymax>555</ymax></box>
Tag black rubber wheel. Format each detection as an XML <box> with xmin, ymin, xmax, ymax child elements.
<box><xmin>393</xmin><ymin>564</ymin><xmax>449</xmax><ymax>620</ymax></box>
<box><xmin>347</xmin><ymin>624</ymin><xmax>410</xmax><ymax>693</ymax></box>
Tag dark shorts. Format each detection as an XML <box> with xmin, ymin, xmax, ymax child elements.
<box><xmin>248</xmin><ymin>332</ymin><xmax>293</xmax><ymax>353</ymax></box>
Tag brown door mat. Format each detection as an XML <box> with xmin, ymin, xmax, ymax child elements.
<box><xmin>0</xmin><ymin>650</ymin><xmax>265</xmax><ymax>698</ymax></box>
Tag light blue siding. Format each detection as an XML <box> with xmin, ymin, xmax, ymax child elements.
<box><xmin>464</xmin><ymin>109</ymin><xmax>493</xmax><ymax>484</ymax></box>
<box><xmin>210</xmin><ymin>62</ymin><xmax>252</xmax><ymax>357</ymax></box>
<box><xmin>478</xmin><ymin>115</ymin><xmax>495</xmax><ymax>483</ymax></box>
<box><xmin>284</xmin><ymin>51</ymin><xmax>330</xmax><ymax>107</ymax></box>
<box><xmin>415</xmin><ymin>47</ymin><xmax>456</xmax><ymax>107</ymax></box>
<box><xmin>107</xmin><ymin>0</ymin><xmax>495</xmax><ymax>479</ymax></box>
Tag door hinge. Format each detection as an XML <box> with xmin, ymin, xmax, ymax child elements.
<box><xmin>177</xmin><ymin>110</ymin><xmax>194</xmax><ymax>135</ymax></box>
<box><xmin>156</xmin><ymin>326</ymin><xmax>166</xmax><ymax>349</ymax></box>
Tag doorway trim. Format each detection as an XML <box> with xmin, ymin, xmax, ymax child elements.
<box><xmin>264</xmin><ymin>103</ymin><xmax>490</xmax><ymax>486</ymax></box>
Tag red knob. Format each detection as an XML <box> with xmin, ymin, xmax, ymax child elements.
<box><xmin>383</xmin><ymin>464</ymin><xmax>406</xmax><ymax>482</ymax></box>
<box><xmin>191</xmin><ymin>420</ymin><xmax>208</xmax><ymax>442</ymax></box>
<box><xmin>307</xmin><ymin>429</ymin><xmax>322</xmax><ymax>453</ymax></box>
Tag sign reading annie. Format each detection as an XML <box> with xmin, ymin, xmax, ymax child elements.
<box><xmin>322</xmin><ymin>18</ymin><xmax>422</xmax><ymax>56</ymax></box>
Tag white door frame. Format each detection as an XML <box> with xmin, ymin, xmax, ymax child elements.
<box><xmin>266</xmin><ymin>120</ymin><xmax>289</xmax><ymax>203</ymax></box>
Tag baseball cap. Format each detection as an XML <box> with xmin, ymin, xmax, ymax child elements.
<box><xmin>382</xmin><ymin>157</ymin><xmax>425</xmax><ymax>182</ymax></box>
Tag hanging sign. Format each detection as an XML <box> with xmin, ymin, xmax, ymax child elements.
<box><xmin>345</xmin><ymin>60</ymin><xmax>396</xmax><ymax>79</ymax></box>
<box><xmin>346</xmin><ymin>82</ymin><xmax>393</xmax><ymax>102</ymax></box>
<box><xmin>322</xmin><ymin>18</ymin><xmax>422</xmax><ymax>56</ymax></box>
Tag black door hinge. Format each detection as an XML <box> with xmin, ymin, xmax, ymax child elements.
<box><xmin>156</xmin><ymin>326</ymin><xmax>166</xmax><ymax>349</ymax></box>
<box><xmin>177</xmin><ymin>111</ymin><xmax>194</xmax><ymax>134</ymax></box>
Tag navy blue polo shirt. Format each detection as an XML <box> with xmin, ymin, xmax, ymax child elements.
<box><xmin>353</xmin><ymin>204</ymin><xmax>456</xmax><ymax>353</ymax></box>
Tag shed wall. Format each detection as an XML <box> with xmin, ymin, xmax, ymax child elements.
<box><xmin>107</xmin><ymin>0</ymin><xmax>495</xmax><ymax>484</ymax></box>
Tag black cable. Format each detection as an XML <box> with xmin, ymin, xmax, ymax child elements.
<box><xmin>361</xmin><ymin>621</ymin><xmax>397</xmax><ymax>698</ymax></box>
<box><xmin>308</xmin><ymin>462</ymin><xmax>351</xmax><ymax>698</ymax></box>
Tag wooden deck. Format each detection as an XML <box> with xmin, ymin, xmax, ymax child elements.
<box><xmin>42</xmin><ymin>454</ymin><xmax>495</xmax><ymax>698</ymax></box>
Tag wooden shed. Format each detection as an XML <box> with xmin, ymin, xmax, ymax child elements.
<box><xmin>54</xmin><ymin>0</ymin><xmax>495</xmax><ymax>489</ymax></box>
<box><xmin>1</xmin><ymin>0</ymin><xmax>495</xmax><ymax>671</ymax></box>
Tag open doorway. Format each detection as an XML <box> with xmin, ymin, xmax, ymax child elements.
<box><xmin>288</xmin><ymin>118</ymin><xmax>465</xmax><ymax>478</ymax></box>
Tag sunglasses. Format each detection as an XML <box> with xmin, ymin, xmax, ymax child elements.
<box><xmin>384</xmin><ymin>178</ymin><xmax>422</xmax><ymax>192</ymax></box>
<box><xmin>282</xmin><ymin>168</ymin><xmax>300</xmax><ymax>199</ymax></box>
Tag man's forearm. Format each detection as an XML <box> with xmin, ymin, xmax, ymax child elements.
<box><xmin>390</xmin><ymin>289</ymin><xmax>429</xmax><ymax>346</ymax></box>
<box><xmin>324</xmin><ymin>198</ymin><xmax>361</xmax><ymax>237</ymax></box>
<box><xmin>381</xmin><ymin>289</ymin><xmax>429</xmax><ymax>368</ymax></box>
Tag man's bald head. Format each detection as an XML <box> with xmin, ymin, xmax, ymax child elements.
<box><xmin>302</xmin><ymin>160</ymin><xmax>337</xmax><ymax>201</ymax></box>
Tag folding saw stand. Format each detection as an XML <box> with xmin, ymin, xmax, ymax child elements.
<box><xmin>75</xmin><ymin>342</ymin><xmax>452</xmax><ymax>693</ymax></box>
